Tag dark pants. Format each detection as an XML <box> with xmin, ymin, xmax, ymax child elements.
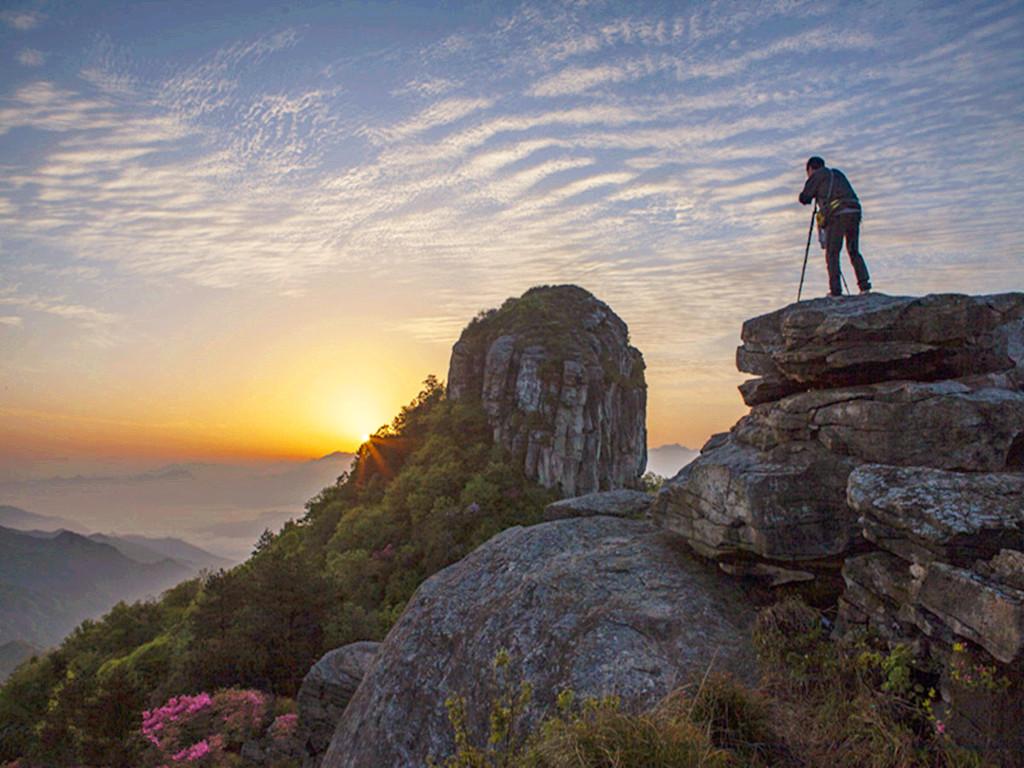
<box><xmin>825</xmin><ymin>212</ymin><xmax>871</xmax><ymax>295</ymax></box>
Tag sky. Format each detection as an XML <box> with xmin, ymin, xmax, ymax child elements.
<box><xmin>2</xmin><ymin>0</ymin><xmax>1023</xmax><ymax>484</ymax></box>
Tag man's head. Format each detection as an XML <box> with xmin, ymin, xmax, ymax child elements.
<box><xmin>806</xmin><ymin>156</ymin><xmax>825</xmax><ymax>177</ymax></box>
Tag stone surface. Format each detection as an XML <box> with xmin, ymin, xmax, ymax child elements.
<box><xmin>848</xmin><ymin>465</ymin><xmax>1024</xmax><ymax>567</ymax></box>
<box><xmin>985</xmin><ymin>549</ymin><xmax>1024</xmax><ymax>591</ymax></box>
<box><xmin>736</xmin><ymin>292</ymin><xmax>1024</xmax><ymax>405</ymax></box>
<box><xmin>734</xmin><ymin>379</ymin><xmax>1024</xmax><ymax>472</ymax></box>
<box><xmin>841</xmin><ymin>465</ymin><xmax>1024</xmax><ymax>665</ymax></box>
<box><xmin>917</xmin><ymin>562</ymin><xmax>1024</xmax><ymax>665</ymax></box>
<box><xmin>322</xmin><ymin>517</ymin><xmax>758</xmax><ymax>768</ymax></box>
<box><xmin>297</xmin><ymin>642</ymin><xmax>380</xmax><ymax>768</ymax></box>
<box><xmin>655</xmin><ymin>377</ymin><xmax>1024</xmax><ymax>563</ymax></box>
<box><xmin>447</xmin><ymin>285</ymin><xmax>647</xmax><ymax>497</ymax></box>
<box><xmin>838</xmin><ymin>551</ymin><xmax>935</xmax><ymax>646</ymax></box>
<box><xmin>652</xmin><ymin>434</ymin><xmax>857</xmax><ymax>561</ymax></box>
<box><xmin>543</xmin><ymin>489</ymin><xmax>653</xmax><ymax>520</ymax></box>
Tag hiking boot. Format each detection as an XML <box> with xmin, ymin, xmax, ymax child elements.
<box><xmin>860</xmin><ymin>288</ymin><xmax>872</xmax><ymax>295</ymax></box>
<box><xmin>826</xmin><ymin>293</ymin><xmax>844</xmax><ymax>300</ymax></box>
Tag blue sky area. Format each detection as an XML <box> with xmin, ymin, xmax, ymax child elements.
<box><xmin>1</xmin><ymin>0</ymin><xmax>1023</xmax><ymax>475</ymax></box>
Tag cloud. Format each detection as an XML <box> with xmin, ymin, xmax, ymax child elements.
<box><xmin>393</xmin><ymin>76</ymin><xmax>462</xmax><ymax>97</ymax></box>
<box><xmin>16</xmin><ymin>49</ymin><xmax>45</xmax><ymax>67</ymax></box>
<box><xmin>0</xmin><ymin>1</ymin><xmax>1020</xmax><ymax>329</ymax></box>
<box><xmin>0</xmin><ymin>287</ymin><xmax>120</xmax><ymax>345</ymax></box>
<box><xmin>1</xmin><ymin>10</ymin><xmax>42</xmax><ymax>30</ymax></box>
<box><xmin>368</xmin><ymin>96</ymin><xmax>496</xmax><ymax>143</ymax></box>
<box><xmin>0</xmin><ymin>316</ymin><xmax>23</xmax><ymax>327</ymax></box>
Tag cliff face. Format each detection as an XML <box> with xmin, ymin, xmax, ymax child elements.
<box><xmin>446</xmin><ymin>285</ymin><xmax>647</xmax><ymax>496</ymax></box>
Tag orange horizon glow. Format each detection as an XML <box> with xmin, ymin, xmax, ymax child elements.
<box><xmin>0</xmin><ymin>367</ymin><xmax>746</xmax><ymax>466</ymax></box>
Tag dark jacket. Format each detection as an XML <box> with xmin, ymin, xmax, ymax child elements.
<box><xmin>799</xmin><ymin>167</ymin><xmax>860</xmax><ymax>220</ymax></box>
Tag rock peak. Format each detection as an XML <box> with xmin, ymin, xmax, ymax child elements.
<box><xmin>447</xmin><ymin>284</ymin><xmax>647</xmax><ymax>496</ymax></box>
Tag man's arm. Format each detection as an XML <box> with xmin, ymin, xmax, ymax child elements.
<box><xmin>799</xmin><ymin>174</ymin><xmax>818</xmax><ymax>205</ymax></box>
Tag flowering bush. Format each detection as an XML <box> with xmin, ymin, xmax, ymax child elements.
<box><xmin>142</xmin><ymin>693</ymin><xmax>214</xmax><ymax>748</ymax></box>
<box><xmin>141</xmin><ymin>689</ymin><xmax>272</xmax><ymax>766</ymax></box>
<box><xmin>268</xmin><ymin>713</ymin><xmax>299</xmax><ymax>742</ymax></box>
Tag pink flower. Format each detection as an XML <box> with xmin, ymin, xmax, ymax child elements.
<box><xmin>935</xmin><ymin>720</ymin><xmax>946</xmax><ymax>735</ymax></box>
<box><xmin>171</xmin><ymin>739</ymin><xmax>211</xmax><ymax>762</ymax></box>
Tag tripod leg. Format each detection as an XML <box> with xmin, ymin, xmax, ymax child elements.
<box><xmin>798</xmin><ymin>205</ymin><xmax>815</xmax><ymax>302</ymax></box>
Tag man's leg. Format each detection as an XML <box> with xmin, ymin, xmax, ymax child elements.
<box><xmin>844</xmin><ymin>214</ymin><xmax>871</xmax><ymax>291</ymax></box>
<box><xmin>825</xmin><ymin>223</ymin><xmax>844</xmax><ymax>295</ymax></box>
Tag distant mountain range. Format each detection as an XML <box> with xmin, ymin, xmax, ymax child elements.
<box><xmin>0</xmin><ymin>504</ymin><xmax>85</xmax><ymax>533</ymax></box>
<box><xmin>0</xmin><ymin>451</ymin><xmax>357</xmax><ymax>560</ymax></box>
<box><xmin>646</xmin><ymin>444</ymin><xmax>699</xmax><ymax>479</ymax></box>
<box><xmin>0</xmin><ymin>506</ymin><xmax>233</xmax><ymax>665</ymax></box>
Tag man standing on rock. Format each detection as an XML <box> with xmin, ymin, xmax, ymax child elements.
<box><xmin>799</xmin><ymin>156</ymin><xmax>872</xmax><ymax>297</ymax></box>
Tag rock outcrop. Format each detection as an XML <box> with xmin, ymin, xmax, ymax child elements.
<box><xmin>839</xmin><ymin>465</ymin><xmax>1024</xmax><ymax>764</ymax></box>
<box><xmin>652</xmin><ymin>291</ymin><xmax>1024</xmax><ymax>765</ymax></box>
<box><xmin>447</xmin><ymin>285</ymin><xmax>647</xmax><ymax>496</ymax></box>
<box><xmin>542</xmin><ymin>489</ymin><xmax>652</xmax><ymax>521</ymax></box>
<box><xmin>297</xmin><ymin>642</ymin><xmax>380</xmax><ymax>768</ymax></box>
<box><xmin>322</xmin><ymin>516</ymin><xmax>758</xmax><ymax>768</ymax></box>
<box><xmin>653</xmin><ymin>292</ymin><xmax>1024</xmax><ymax>566</ymax></box>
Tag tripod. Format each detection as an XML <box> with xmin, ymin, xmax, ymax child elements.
<box><xmin>797</xmin><ymin>205</ymin><xmax>815</xmax><ymax>302</ymax></box>
<box><xmin>797</xmin><ymin>204</ymin><xmax>849</xmax><ymax>301</ymax></box>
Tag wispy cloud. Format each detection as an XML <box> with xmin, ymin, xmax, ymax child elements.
<box><xmin>16</xmin><ymin>49</ymin><xmax>45</xmax><ymax>67</ymax></box>
<box><xmin>369</xmin><ymin>96</ymin><xmax>495</xmax><ymax>142</ymax></box>
<box><xmin>1</xmin><ymin>10</ymin><xmax>42</xmax><ymax>30</ymax></box>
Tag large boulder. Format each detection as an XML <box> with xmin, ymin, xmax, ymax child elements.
<box><xmin>736</xmin><ymin>292</ymin><xmax>1024</xmax><ymax>405</ymax></box>
<box><xmin>322</xmin><ymin>516</ymin><xmax>758</xmax><ymax>768</ymax></box>
<box><xmin>447</xmin><ymin>285</ymin><xmax>647</xmax><ymax>496</ymax></box>
<box><xmin>297</xmin><ymin>642</ymin><xmax>380</xmax><ymax>767</ymax></box>
<box><xmin>652</xmin><ymin>433</ymin><xmax>857</xmax><ymax>561</ymax></box>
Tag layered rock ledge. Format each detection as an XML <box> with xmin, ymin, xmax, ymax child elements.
<box><xmin>653</xmin><ymin>292</ymin><xmax>1024</xmax><ymax>567</ymax></box>
<box><xmin>736</xmin><ymin>292</ymin><xmax>1024</xmax><ymax>405</ymax></box>
<box><xmin>840</xmin><ymin>465</ymin><xmax>1024</xmax><ymax>665</ymax></box>
<box><xmin>447</xmin><ymin>285</ymin><xmax>647</xmax><ymax>497</ymax></box>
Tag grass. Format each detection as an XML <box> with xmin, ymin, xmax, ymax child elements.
<box><xmin>438</xmin><ymin>600</ymin><xmax>997</xmax><ymax>768</ymax></box>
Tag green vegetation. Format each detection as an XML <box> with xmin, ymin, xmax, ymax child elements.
<box><xmin>458</xmin><ymin>287</ymin><xmax>642</xmax><ymax>390</ymax></box>
<box><xmin>0</xmin><ymin>376</ymin><xmax>555</xmax><ymax>767</ymax></box>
